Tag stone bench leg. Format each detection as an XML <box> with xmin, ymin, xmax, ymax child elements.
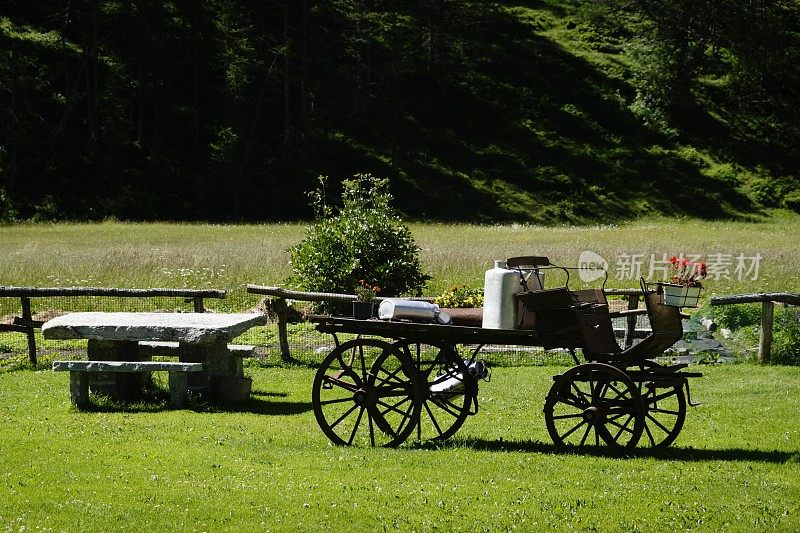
<box><xmin>69</xmin><ymin>371</ymin><xmax>90</xmax><ymax>409</ymax></box>
<box><xmin>168</xmin><ymin>371</ymin><xmax>189</xmax><ymax>408</ymax></box>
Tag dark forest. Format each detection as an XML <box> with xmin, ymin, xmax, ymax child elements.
<box><xmin>1</xmin><ymin>1</ymin><xmax>799</xmax><ymax>223</ymax></box>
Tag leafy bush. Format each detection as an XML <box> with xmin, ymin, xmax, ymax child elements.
<box><xmin>711</xmin><ymin>303</ymin><xmax>763</xmax><ymax>330</ymax></box>
<box><xmin>712</xmin><ymin>305</ymin><xmax>800</xmax><ymax>365</ymax></box>
<box><xmin>0</xmin><ymin>188</ymin><xmax>17</xmax><ymax>224</ymax></box>
<box><xmin>784</xmin><ymin>190</ymin><xmax>800</xmax><ymax>213</ymax></box>
<box><xmin>288</xmin><ymin>174</ymin><xmax>430</xmax><ymax>310</ymax></box>
<box><xmin>772</xmin><ymin>307</ymin><xmax>800</xmax><ymax>365</ymax></box>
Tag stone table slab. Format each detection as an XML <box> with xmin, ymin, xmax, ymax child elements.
<box><xmin>42</xmin><ymin>312</ymin><xmax>268</xmax><ymax>344</ymax></box>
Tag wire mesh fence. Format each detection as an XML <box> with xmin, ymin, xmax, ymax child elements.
<box><xmin>0</xmin><ymin>286</ymin><xmax>645</xmax><ymax>369</ymax></box>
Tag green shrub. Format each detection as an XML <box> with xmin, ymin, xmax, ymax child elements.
<box><xmin>772</xmin><ymin>307</ymin><xmax>800</xmax><ymax>365</ymax></box>
<box><xmin>710</xmin><ymin>303</ymin><xmax>763</xmax><ymax>330</ymax></box>
<box><xmin>784</xmin><ymin>189</ymin><xmax>800</xmax><ymax>213</ymax></box>
<box><xmin>288</xmin><ymin>174</ymin><xmax>430</xmax><ymax>310</ymax></box>
<box><xmin>713</xmin><ymin>305</ymin><xmax>800</xmax><ymax>365</ymax></box>
<box><xmin>0</xmin><ymin>188</ymin><xmax>17</xmax><ymax>224</ymax></box>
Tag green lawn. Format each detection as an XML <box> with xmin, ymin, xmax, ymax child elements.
<box><xmin>1</xmin><ymin>363</ymin><xmax>799</xmax><ymax>531</ymax></box>
<box><xmin>2</xmin><ymin>211</ymin><xmax>798</xmax><ymax>297</ymax></box>
<box><xmin>2</xmin><ymin>218</ymin><xmax>800</xmax><ymax>529</ymax></box>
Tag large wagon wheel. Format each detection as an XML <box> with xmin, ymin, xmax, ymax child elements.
<box><xmin>394</xmin><ymin>341</ymin><xmax>478</xmax><ymax>442</ymax></box>
<box><xmin>312</xmin><ymin>339</ymin><xmax>421</xmax><ymax>447</ymax></box>
<box><xmin>544</xmin><ymin>363</ymin><xmax>645</xmax><ymax>450</ymax></box>
<box><xmin>638</xmin><ymin>381</ymin><xmax>687</xmax><ymax>448</ymax></box>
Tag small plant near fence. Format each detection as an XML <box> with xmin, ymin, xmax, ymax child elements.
<box><xmin>288</xmin><ymin>174</ymin><xmax>430</xmax><ymax>312</ymax></box>
<box><xmin>709</xmin><ymin>303</ymin><xmax>800</xmax><ymax>365</ymax></box>
<box><xmin>434</xmin><ymin>286</ymin><xmax>484</xmax><ymax>308</ymax></box>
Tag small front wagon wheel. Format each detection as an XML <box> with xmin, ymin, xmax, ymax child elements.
<box><xmin>312</xmin><ymin>339</ymin><xmax>420</xmax><ymax>447</ymax></box>
<box><xmin>544</xmin><ymin>363</ymin><xmax>644</xmax><ymax>451</ymax></box>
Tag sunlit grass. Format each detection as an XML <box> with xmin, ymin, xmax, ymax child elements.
<box><xmin>0</xmin><ymin>364</ymin><xmax>798</xmax><ymax>530</ymax></box>
<box><xmin>2</xmin><ymin>212</ymin><xmax>798</xmax><ymax>298</ymax></box>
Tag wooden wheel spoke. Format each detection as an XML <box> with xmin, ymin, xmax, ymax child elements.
<box><xmin>608</xmin><ymin>415</ymin><xmax>635</xmax><ymax>438</ymax></box>
<box><xmin>560</xmin><ymin>419</ymin><xmax>588</xmax><ymax>440</ymax></box>
<box><xmin>376</xmin><ymin>396</ymin><xmax>411</xmax><ymax>418</ymax></box>
<box><xmin>606</xmin><ymin>382</ymin><xmax>630</xmax><ymax>402</ymax></box>
<box><xmin>428</xmin><ymin>396</ymin><xmax>464</xmax><ymax>419</ymax></box>
<box><xmin>645</xmin><ymin>412</ymin><xmax>673</xmax><ymax>435</ymax></box>
<box><xmin>358</xmin><ymin>344</ymin><xmax>367</xmax><ymax>378</ymax></box>
<box><xmin>377</xmin><ymin>398</ymin><xmax>414</xmax><ymax>435</ymax></box>
<box><xmin>558</xmin><ymin>391</ymin><xmax>587</xmax><ymax>409</ymax></box>
<box><xmin>646</xmin><ymin>389</ymin><xmax>678</xmax><ymax>404</ymax></box>
<box><xmin>644</xmin><ymin>421</ymin><xmax>656</xmax><ymax>446</ymax></box>
<box><xmin>335</xmin><ymin>353</ymin><xmax>360</xmax><ymax>383</ymax></box>
<box><xmin>373</xmin><ymin>364</ymin><xmax>406</xmax><ymax>388</ymax></box>
<box><xmin>648</xmin><ymin>407</ymin><xmax>681</xmax><ymax>416</ymax></box>
<box><xmin>423</xmin><ymin>401</ymin><xmax>445</xmax><ymax>437</ymax></box>
<box><xmin>346</xmin><ymin>406</ymin><xmax>365</xmax><ymax>445</ymax></box>
<box><xmin>368</xmin><ymin>408</ymin><xmax>376</xmax><ymax>446</ymax></box>
<box><xmin>375</xmin><ymin>385</ymin><xmax>413</xmax><ymax>399</ymax></box>
<box><xmin>323</xmin><ymin>375</ymin><xmax>358</xmax><ymax>393</ymax></box>
<box><xmin>329</xmin><ymin>403</ymin><xmax>359</xmax><ymax>431</ymax></box>
<box><xmin>571</xmin><ymin>382</ymin><xmax>590</xmax><ymax>404</ymax></box>
<box><xmin>551</xmin><ymin>412</ymin><xmax>585</xmax><ymax>421</ymax></box>
<box><xmin>579</xmin><ymin>423</ymin><xmax>592</xmax><ymax>447</ymax></box>
<box><xmin>319</xmin><ymin>395</ymin><xmax>355</xmax><ymax>407</ymax></box>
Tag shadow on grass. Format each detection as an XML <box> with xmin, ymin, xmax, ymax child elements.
<box><xmin>204</xmin><ymin>396</ymin><xmax>313</xmax><ymax>416</ymax></box>
<box><xmin>416</xmin><ymin>436</ymin><xmax>798</xmax><ymax>464</ymax></box>
<box><xmin>76</xmin><ymin>390</ymin><xmax>311</xmax><ymax>416</ymax></box>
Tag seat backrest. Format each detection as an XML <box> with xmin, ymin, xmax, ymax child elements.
<box><xmin>516</xmin><ymin>288</ymin><xmax>581</xmax><ymax>343</ymax></box>
<box><xmin>592</xmin><ymin>290</ymin><xmax>684</xmax><ymax>366</ymax></box>
<box><xmin>506</xmin><ymin>256</ymin><xmax>550</xmax><ymax>268</ymax></box>
<box><xmin>573</xmin><ymin>289</ymin><xmax>620</xmax><ymax>359</ymax></box>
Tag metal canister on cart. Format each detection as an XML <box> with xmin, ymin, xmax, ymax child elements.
<box><xmin>378</xmin><ymin>299</ymin><xmax>452</xmax><ymax>324</ymax></box>
<box><xmin>482</xmin><ymin>260</ymin><xmax>520</xmax><ymax>329</ymax></box>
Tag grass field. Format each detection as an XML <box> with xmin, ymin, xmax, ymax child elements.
<box><xmin>1</xmin><ymin>363</ymin><xmax>799</xmax><ymax>531</ymax></box>
<box><xmin>2</xmin><ymin>217</ymin><xmax>799</xmax><ymax>530</ymax></box>
<box><xmin>1</xmin><ymin>210</ymin><xmax>798</xmax><ymax>296</ymax></box>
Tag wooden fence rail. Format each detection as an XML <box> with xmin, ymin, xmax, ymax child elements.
<box><xmin>0</xmin><ymin>286</ymin><xmax>226</xmax><ymax>366</ymax></box>
<box><xmin>710</xmin><ymin>292</ymin><xmax>800</xmax><ymax>363</ymax></box>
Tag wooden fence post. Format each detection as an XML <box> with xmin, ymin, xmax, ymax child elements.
<box><xmin>624</xmin><ymin>294</ymin><xmax>640</xmax><ymax>348</ymax></box>
<box><xmin>759</xmin><ymin>301</ymin><xmax>774</xmax><ymax>364</ymax></box>
<box><xmin>274</xmin><ymin>298</ymin><xmax>292</xmax><ymax>362</ymax></box>
<box><xmin>193</xmin><ymin>296</ymin><xmax>205</xmax><ymax>313</ymax></box>
<box><xmin>20</xmin><ymin>297</ymin><xmax>37</xmax><ymax>366</ymax></box>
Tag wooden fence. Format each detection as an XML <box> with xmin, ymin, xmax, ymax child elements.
<box><xmin>710</xmin><ymin>292</ymin><xmax>800</xmax><ymax>363</ymax></box>
<box><xmin>0</xmin><ymin>286</ymin><xmax>226</xmax><ymax>366</ymax></box>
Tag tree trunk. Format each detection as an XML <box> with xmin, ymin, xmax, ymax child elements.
<box><xmin>85</xmin><ymin>0</ymin><xmax>100</xmax><ymax>154</ymax></box>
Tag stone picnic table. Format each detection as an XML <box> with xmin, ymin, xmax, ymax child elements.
<box><xmin>43</xmin><ymin>312</ymin><xmax>267</xmax><ymax>404</ymax></box>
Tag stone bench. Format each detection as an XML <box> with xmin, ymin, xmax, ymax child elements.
<box><xmin>137</xmin><ymin>341</ymin><xmax>255</xmax><ymax>375</ymax></box>
<box><xmin>52</xmin><ymin>360</ymin><xmax>203</xmax><ymax>409</ymax></box>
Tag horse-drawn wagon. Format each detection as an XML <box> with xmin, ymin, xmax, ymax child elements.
<box><xmin>309</xmin><ymin>257</ymin><xmax>701</xmax><ymax>450</ymax></box>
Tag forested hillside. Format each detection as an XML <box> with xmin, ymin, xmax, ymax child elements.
<box><xmin>1</xmin><ymin>1</ymin><xmax>799</xmax><ymax>223</ymax></box>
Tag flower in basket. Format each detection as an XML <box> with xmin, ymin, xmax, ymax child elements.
<box><xmin>354</xmin><ymin>279</ymin><xmax>381</xmax><ymax>302</ymax></box>
<box><xmin>667</xmin><ymin>256</ymin><xmax>707</xmax><ymax>287</ymax></box>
